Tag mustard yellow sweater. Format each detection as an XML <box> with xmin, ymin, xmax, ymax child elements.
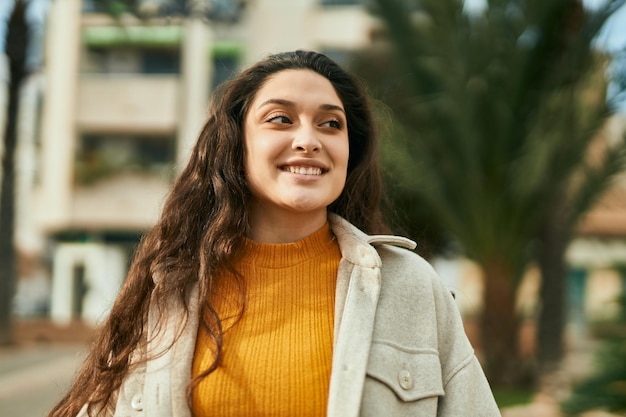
<box><xmin>191</xmin><ymin>223</ymin><xmax>341</xmax><ymax>416</ymax></box>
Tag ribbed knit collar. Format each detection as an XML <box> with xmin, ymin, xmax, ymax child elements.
<box><xmin>241</xmin><ymin>223</ymin><xmax>337</xmax><ymax>269</ymax></box>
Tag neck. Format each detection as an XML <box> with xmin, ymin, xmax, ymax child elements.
<box><xmin>247</xmin><ymin>205</ymin><xmax>328</xmax><ymax>244</ymax></box>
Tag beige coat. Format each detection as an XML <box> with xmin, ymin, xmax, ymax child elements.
<box><xmin>80</xmin><ymin>215</ymin><xmax>501</xmax><ymax>417</ymax></box>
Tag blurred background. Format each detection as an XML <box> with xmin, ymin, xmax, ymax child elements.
<box><xmin>0</xmin><ymin>0</ymin><xmax>625</xmax><ymax>415</ymax></box>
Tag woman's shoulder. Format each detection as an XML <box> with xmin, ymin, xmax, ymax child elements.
<box><xmin>372</xmin><ymin>241</ymin><xmax>459</xmax><ymax>311</ymax></box>
<box><xmin>330</xmin><ymin>215</ymin><xmax>441</xmax><ymax>283</ymax></box>
<box><xmin>374</xmin><ymin>242</ymin><xmax>435</xmax><ymax>274</ymax></box>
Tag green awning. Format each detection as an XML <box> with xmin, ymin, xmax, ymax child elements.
<box><xmin>82</xmin><ymin>25</ymin><xmax>244</xmax><ymax>57</ymax></box>
<box><xmin>82</xmin><ymin>25</ymin><xmax>184</xmax><ymax>47</ymax></box>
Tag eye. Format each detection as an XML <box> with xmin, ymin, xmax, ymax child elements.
<box><xmin>266</xmin><ymin>114</ymin><xmax>292</xmax><ymax>124</ymax></box>
<box><xmin>320</xmin><ymin>119</ymin><xmax>343</xmax><ymax>129</ymax></box>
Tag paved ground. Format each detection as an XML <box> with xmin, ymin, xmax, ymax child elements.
<box><xmin>0</xmin><ymin>319</ymin><xmax>93</xmax><ymax>417</ymax></box>
<box><xmin>0</xmin><ymin>344</ymin><xmax>88</xmax><ymax>416</ymax></box>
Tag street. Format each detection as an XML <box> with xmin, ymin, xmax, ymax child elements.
<box><xmin>0</xmin><ymin>318</ymin><xmax>91</xmax><ymax>417</ymax></box>
<box><xmin>0</xmin><ymin>344</ymin><xmax>87</xmax><ymax>416</ymax></box>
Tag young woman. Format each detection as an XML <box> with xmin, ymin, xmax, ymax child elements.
<box><xmin>49</xmin><ymin>50</ymin><xmax>501</xmax><ymax>417</ymax></box>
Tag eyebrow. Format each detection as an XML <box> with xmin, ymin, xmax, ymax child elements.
<box><xmin>257</xmin><ymin>98</ymin><xmax>345</xmax><ymax>114</ymax></box>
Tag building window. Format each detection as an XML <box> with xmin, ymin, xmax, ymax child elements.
<box><xmin>75</xmin><ymin>134</ymin><xmax>176</xmax><ymax>184</ymax></box>
<box><xmin>82</xmin><ymin>0</ymin><xmax>143</xmax><ymax>14</ymax></box>
<box><xmin>82</xmin><ymin>0</ymin><xmax>106</xmax><ymax>13</ymax></box>
<box><xmin>82</xmin><ymin>47</ymin><xmax>181</xmax><ymax>74</ymax></box>
<box><xmin>212</xmin><ymin>53</ymin><xmax>238</xmax><ymax>89</ymax></box>
<box><xmin>142</xmin><ymin>48</ymin><xmax>181</xmax><ymax>74</ymax></box>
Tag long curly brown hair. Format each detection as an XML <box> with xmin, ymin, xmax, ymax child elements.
<box><xmin>48</xmin><ymin>50</ymin><xmax>389</xmax><ymax>417</ymax></box>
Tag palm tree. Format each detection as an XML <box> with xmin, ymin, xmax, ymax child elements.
<box><xmin>354</xmin><ymin>0</ymin><xmax>626</xmax><ymax>387</ymax></box>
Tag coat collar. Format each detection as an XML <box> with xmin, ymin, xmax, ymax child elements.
<box><xmin>327</xmin><ymin>214</ymin><xmax>415</xmax><ymax>417</ymax></box>
<box><xmin>328</xmin><ymin>214</ymin><xmax>416</xmax><ymax>266</ymax></box>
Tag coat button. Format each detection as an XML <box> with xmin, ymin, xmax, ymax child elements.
<box><xmin>131</xmin><ymin>393</ymin><xmax>143</xmax><ymax>411</ymax></box>
<box><xmin>398</xmin><ymin>370</ymin><xmax>414</xmax><ymax>390</ymax></box>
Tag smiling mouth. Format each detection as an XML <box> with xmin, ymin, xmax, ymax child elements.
<box><xmin>282</xmin><ymin>166</ymin><xmax>325</xmax><ymax>176</ymax></box>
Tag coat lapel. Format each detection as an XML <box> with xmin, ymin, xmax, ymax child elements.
<box><xmin>143</xmin><ymin>283</ymin><xmax>199</xmax><ymax>417</ymax></box>
<box><xmin>144</xmin><ymin>295</ymin><xmax>176</xmax><ymax>417</ymax></box>
<box><xmin>169</xmin><ymin>284</ymin><xmax>200</xmax><ymax>417</ymax></box>
<box><xmin>327</xmin><ymin>262</ymin><xmax>381</xmax><ymax>417</ymax></box>
<box><xmin>327</xmin><ymin>216</ymin><xmax>384</xmax><ymax>417</ymax></box>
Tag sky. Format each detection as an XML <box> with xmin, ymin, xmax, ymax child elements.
<box><xmin>584</xmin><ymin>0</ymin><xmax>626</xmax><ymax>51</ymax></box>
<box><xmin>463</xmin><ymin>0</ymin><xmax>626</xmax><ymax>110</ymax></box>
<box><xmin>463</xmin><ymin>0</ymin><xmax>626</xmax><ymax>52</ymax></box>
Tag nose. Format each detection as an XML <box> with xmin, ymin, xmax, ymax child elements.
<box><xmin>292</xmin><ymin>125</ymin><xmax>321</xmax><ymax>153</ymax></box>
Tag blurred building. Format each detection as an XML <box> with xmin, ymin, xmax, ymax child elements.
<box><xmin>568</xmin><ymin>116</ymin><xmax>626</xmax><ymax>326</ymax></box>
<box><xmin>12</xmin><ymin>0</ymin><xmax>378</xmax><ymax>324</ymax></box>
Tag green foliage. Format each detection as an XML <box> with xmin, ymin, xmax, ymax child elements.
<box><xmin>356</xmin><ymin>0</ymin><xmax>626</xmax><ymax>274</ymax></box>
<box><xmin>562</xmin><ymin>294</ymin><xmax>626</xmax><ymax>415</ymax></box>
<box><xmin>93</xmin><ymin>0</ymin><xmax>137</xmax><ymax>18</ymax></box>
<box><xmin>492</xmin><ymin>387</ymin><xmax>534</xmax><ymax>408</ymax></box>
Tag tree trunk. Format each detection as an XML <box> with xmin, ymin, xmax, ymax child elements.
<box><xmin>537</xmin><ymin>218</ymin><xmax>568</xmax><ymax>372</ymax></box>
<box><xmin>480</xmin><ymin>258</ymin><xmax>525</xmax><ymax>387</ymax></box>
<box><xmin>0</xmin><ymin>2</ymin><xmax>27</xmax><ymax>346</ymax></box>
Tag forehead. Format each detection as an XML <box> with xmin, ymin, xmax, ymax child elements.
<box><xmin>250</xmin><ymin>69</ymin><xmax>343</xmax><ymax>108</ymax></box>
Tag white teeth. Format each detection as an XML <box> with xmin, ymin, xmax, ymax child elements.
<box><xmin>286</xmin><ymin>166</ymin><xmax>322</xmax><ymax>175</ymax></box>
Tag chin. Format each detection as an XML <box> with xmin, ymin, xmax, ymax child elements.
<box><xmin>286</xmin><ymin>204</ymin><xmax>325</xmax><ymax>214</ymax></box>
<box><xmin>283</xmin><ymin>199</ymin><xmax>329</xmax><ymax>214</ymax></box>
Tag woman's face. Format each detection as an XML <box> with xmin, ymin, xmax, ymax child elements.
<box><xmin>244</xmin><ymin>69</ymin><xmax>349</xmax><ymax>225</ymax></box>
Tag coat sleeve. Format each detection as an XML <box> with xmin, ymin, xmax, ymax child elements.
<box><xmin>437</xmin><ymin>354</ymin><xmax>501</xmax><ymax>416</ymax></box>
<box><xmin>368</xmin><ymin>245</ymin><xmax>501</xmax><ymax>417</ymax></box>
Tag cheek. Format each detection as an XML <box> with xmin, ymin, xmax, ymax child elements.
<box><xmin>243</xmin><ymin>140</ymin><xmax>252</xmax><ymax>178</ymax></box>
<box><xmin>335</xmin><ymin>138</ymin><xmax>350</xmax><ymax>171</ymax></box>
<box><xmin>243</xmin><ymin>142</ymin><xmax>261</xmax><ymax>186</ymax></box>
<box><xmin>243</xmin><ymin>129</ymin><xmax>261</xmax><ymax>173</ymax></box>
